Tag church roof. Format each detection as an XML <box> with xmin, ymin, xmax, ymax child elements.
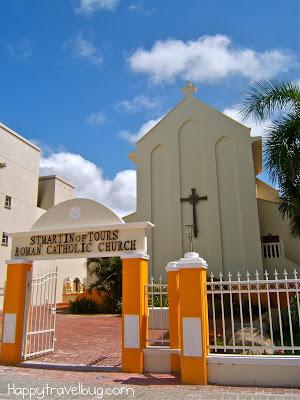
<box><xmin>135</xmin><ymin>81</ymin><xmax>253</xmax><ymax>146</ymax></box>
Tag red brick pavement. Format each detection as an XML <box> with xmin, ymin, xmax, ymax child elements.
<box><xmin>1</xmin><ymin>365</ymin><xmax>300</xmax><ymax>396</ymax></box>
<box><xmin>34</xmin><ymin>310</ymin><xmax>122</xmax><ymax>367</ymax></box>
<box><xmin>1</xmin><ymin>310</ymin><xmax>300</xmax><ymax>395</ymax></box>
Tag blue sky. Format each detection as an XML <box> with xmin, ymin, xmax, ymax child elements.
<box><xmin>0</xmin><ymin>0</ymin><xmax>299</xmax><ymax>215</ymax></box>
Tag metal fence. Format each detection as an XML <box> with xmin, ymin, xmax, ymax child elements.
<box><xmin>206</xmin><ymin>269</ymin><xmax>300</xmax><ymax>355</ymax></box>
<box><xmin>144</xmin><ymin>276</ymin><xmax>169</xmax><ymax>346</ymax></box>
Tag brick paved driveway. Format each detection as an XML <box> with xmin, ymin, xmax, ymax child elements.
<box><xmin>35</xmin><ymin>310</ymin><xmax>122</xmax><ymax>367</ymax></box>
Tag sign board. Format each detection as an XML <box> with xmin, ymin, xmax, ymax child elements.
<box><xmin>9</xmin><ymin>222</ymin><xmax>153</xmax><ymax>261</ymax></box>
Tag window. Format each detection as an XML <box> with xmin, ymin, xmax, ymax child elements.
<box><xmin>4</xmin><ymin>195</ymin><xmax>11</xmax><ymax>209</ymax></box>
<box><xmin>1</xmin><ymin>233</ymin><xmax>8</xmax><ymax>246</ymax></box>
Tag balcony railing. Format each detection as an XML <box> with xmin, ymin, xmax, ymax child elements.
<box><xmin>262</xmin><ymin>241</ymin><xmax>284</xmax><ymax>259</ymax></box>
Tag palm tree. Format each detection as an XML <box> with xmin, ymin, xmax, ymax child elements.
<box><xmin>239</xmin><ymin>80</ymin><xmax>300</xmax><ymax>238</ymax></box>
<box><xmin>86</xmin><ymin>257</ymin><xmax>122</xmax><ymax>313</ymax></box>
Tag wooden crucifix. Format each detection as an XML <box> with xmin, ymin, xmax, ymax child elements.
<box><xmin>181</xmin><ymin>188</ymin><xmax>208</xmax><ymax>238</ymax></box>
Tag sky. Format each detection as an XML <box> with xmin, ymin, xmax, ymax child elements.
<box><xmin>0</xmin><ymin>0</ymin><xmax>299</xmax><ymax>216</ymax></box>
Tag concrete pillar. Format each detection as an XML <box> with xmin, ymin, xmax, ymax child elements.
<box><xmin>1</xmin><ymin>260</ymin><xmax>33</xmax><ymax>364</ymax></box>
<box><xmin>121</xmin><ymin>252</ymin><xmax>149</xmax><ymax>372</ymax></box>
<box><xmin>177</xmin><ymin>252</ymin><xmax>209</xmax><ymax>384</ymax></box>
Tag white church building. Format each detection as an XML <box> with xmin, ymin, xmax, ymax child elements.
<box><xmin>1</xmin><ymin>82</ymin><xmax>299</xmax><ymax>306</ymax></box>
<box><xmin>123</xmin><ymin>82</ymin><xmax>300</xmax><ymax>281</ymax></box>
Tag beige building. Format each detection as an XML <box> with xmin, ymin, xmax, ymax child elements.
<box><xmin>0</xmin><ymin>122</ymin><xmax>86</xmax><ymax>308</ymax></box>
<box><xmin>124</xmin><ymin>82</ymin><xmax>300</xmax><ymax>281</ymax></box>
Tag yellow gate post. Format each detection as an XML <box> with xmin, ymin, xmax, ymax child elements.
<box><xmin>177</xmin><ymin>252</ymin><xmax>209</xmax><ymax>384</ymax></box>
<box><xmin>1</xmin><ymin>260</ymin><xmax>33</xmax><ymax>364</ymax></box>
<box><xmin>165</xmin><ymin>261</ymin><xmax>181</xmax><ymax>372</ymax></box>
<box><xmin>121</xmin><ymin>252</ymin><xmax>149</xmax><ymax>372</ymax></box>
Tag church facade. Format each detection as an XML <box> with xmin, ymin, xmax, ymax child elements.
<box><xmin>124</xmin><ymin>82</ymin><xmax>300</xmax><ymax>281</ymax></box>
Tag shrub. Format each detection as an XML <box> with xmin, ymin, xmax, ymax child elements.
<box><xmin>69</xmin><ymin>298</ymin><xmax>100</xmax><ymax>314</ymax></box>
<box><xmin>281</xmin><ymin>294</ymin><xmax>300</xmax><ymax>330</ymax></box>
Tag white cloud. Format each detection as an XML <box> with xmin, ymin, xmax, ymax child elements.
<box><xmin>128</xmin><ymin>3</ymin><xmax>155</xmax><ymax>16</ymax></box>
<box><xmin>116</xmin><ymin>95</ymin><xmax>160</xmax><ymax>113</ymax></box>
<box><xmin>223</xmin><ymin>107</ymin><xmax>272</xmax><ymax>137</ymax></box>
<box><xmin>7</xmin><ymin>40</ymin><xmax>32</xmax><ymax>61</ymax></box>
<box><xmin>85</xmin><ymin>111</ymin><xmax>106</xmax><ymax>126</ymax></box>
<box><xmin>119</xmin><ymin>117</ymin><xmax>162</xmax><ymax>143</ymax></box>
<box><xmin>64</xmin><ymin>34</ymin><xmax>103</xmax><ymax>65</ymax></box>
<box><xmin>39</xmin><ymin>152</ymin><xmax>136</xmax><ymax>216</ymax></box>
<box><xmin>127</xmin><ymin>35</ymin><xmax>295</xmax><ymax>84</ymax></box>
<box><xmin>75</xmin><ymin>0</ymin><xmax>120</xmax><ymax>14</ymax></box>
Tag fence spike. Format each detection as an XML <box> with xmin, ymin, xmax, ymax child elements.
<box><xmin>228</xmin><ymin>271</ymin><xmax>232</xmax><ymax>281</ymax></box>
<box><xmin>159</xmin><ymin>275</ymin><xmax>162</xmax><ymax>285</ymax></box>
<box><xmin>150</xmin><ymin>276</ymin><xmax>154</xmax><ymax>285</ymax></box>
<box><xmin>293</xmin><ymin>268</ymin><xmax>298</xmax><ymax>279</ymax></box>
<box><xmin>246</xmin><ymin>271</ymin><xmax>250</xmax><ymax>281</ymax></box>
<box><xmin>219</xmin><ymin>272</ymin><xmax>223</xmax><ymax>282</ymax></box>
<box><xmin>210</xmin><ymin>272</ymin><xmax>214</xmax><ymax>282</ymax></box>
<box><xmin>237</xmin><ymin>271</ymin><xmax>241</xmax><ymax>281</ymax></box>
<box><xmin>264</xmin><ymin>270</ymin><xmax>269</xmax><ymax>280</ymax></box>
<box><xmin>274</xmin><ymin>269</ymin><xmax>278</xmax><ymax>280</ymax></box>
<box><xmin>283</xmin><ymin>269</ymin><xmax>288</xmax><ymax>280</ymax></box>
<box><xmin>255</xmin><ymin>270</ymin><xmax>259</xmax><ymax>281</ymax></box>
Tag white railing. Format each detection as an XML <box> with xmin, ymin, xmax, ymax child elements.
<box><xmin>206</xmin><ymin>269</ymin><xmax>300</xmax><ymax>355</ymax></box>
<box><xmin>144</xmin><ymin>276</ymin><xmax>169</xmax><ymax>346</ymax></box>
<box><xmin>262</xmin><ymin>241</ymin><xmax>284</xmax><ymax>259</ymax></box>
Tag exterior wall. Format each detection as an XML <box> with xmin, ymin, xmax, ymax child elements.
<box><xmin>122</xmin><ymin>212</ymin><xmax>136</xmax><ymax>223</ymax></box>
<box><xmin>38</xmin><ymin>175</ymin><xmax>75</xmax><ymax>210</ymax></box>
<box><xmin>34</xmin><ymin>258</ymin><xmax>87</xmax><ymax>305</ymax></box>
<box><xmin>0</xmin><ymin>122</ymin><xmax>85</xmax><ymax>309</ymax></box>
<box><xmin>207</xmin><ymin>355</ymin><xmax>300</xmax><ymax>388</ymax></box>
<box><xmin>256</xmin><ymin>178</ymin><xmax>279</xmax><ymax>203</ymax></box>
<box><xmin>258</xmin><ymin>199</ymin><xmax>300</xmax><ymax>270</ymax></box>
<box><xmin>0</xmin><ymin>123</ymin><xmax>42</xmax><ymax>308</ymax></box>
<box><xmin>135</xmin><ymin>96</ymin><xmax>263</xmax><ymax>280</ymax></box>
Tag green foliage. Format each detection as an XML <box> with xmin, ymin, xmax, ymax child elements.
<box><xmin>239</xmin><ymin>80</ymin><xmax>300</xmax><ymax>238</ymax></box>
<box><xmin>147</xmin><ymin>284</ymin><xmax>168</xmax><ymax>308</ymax></box>
<box><xmin>0</xmin><ymin>163</ymin><xmax>6</xmax><ymax>169</ymax></box>
<box><xmin>115</xmin><ymin>298</ymin><xmax>122</xmax><ymax>314</ymax></box>
<box><xmin>69</xmin><ymin>298</ymin><xmax>100</xmax><ymax>314</ymax></box>
<box><xmin>86</xmin><ymin>257</ymin><xmax>122</xmax><ymax>314</ymax></box>
<box><xmin>281</xmin><ymin>294</ymin><xmax>300</xmax><ymax>330</ymax></box>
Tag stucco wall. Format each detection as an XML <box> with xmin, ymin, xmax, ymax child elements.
<box><xmin>258</xmin><ymin>199</ymin><xmax>300</xmax><ymax>267</ymax></box>
<box><xmin>38</xmin><ymin>176</ymin><xmax>75</xmax><ymax>210</ymax></box>
<box><xmin>135</xmin><ymin>95</ymin><xmax>263</xmax><ymax>280</ymax></box>
<box><xmin>0</xmin><ymin>123</ymin><xmax>85</xmax><ymax>309</ymax></box>
<box><xmin>0</xmin><ymin>123</ymin><xmax>41</xmax><ymax>307</ymax></box>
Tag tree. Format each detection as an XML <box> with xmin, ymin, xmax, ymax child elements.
<box><xmin>86</xmin><ymin>257</ymin><xmax>122</xmax><ymax>313</ymax></box>
<box><xmin>239</xmin><ymin>80</ymin><xmax>300</xmax><ymax>238</ymax></box>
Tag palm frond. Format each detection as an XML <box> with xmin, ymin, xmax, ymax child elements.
<box><xmin>238</xmin><ymin>80</ymin><xmax>300</xmax><ymax>122</ymax></box>
<box><xmin>263</xmin><ymin>113</ymin><xmax>300</xmax><ymax>185</ymax></box>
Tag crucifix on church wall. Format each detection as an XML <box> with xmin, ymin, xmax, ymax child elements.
<box><xmin>181</xmin><ymin>188</ymin><xmax>208</xmax><ymax>238</ymax></box>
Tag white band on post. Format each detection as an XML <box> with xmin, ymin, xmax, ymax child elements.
<box><xmin>120</xmin><ymin>251</ymin><xmax>150</xmax><ymax>260</ymax></box>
